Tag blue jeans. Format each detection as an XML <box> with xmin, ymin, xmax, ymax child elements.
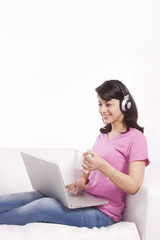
<box><xmin>0</xmin><ymin>191</ymin><xmax>115</xmax><ymax>228</ymax></box>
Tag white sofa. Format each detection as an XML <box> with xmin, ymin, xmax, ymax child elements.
<box><xmin>0</xmin><ymin>148</ymin><xmax>159</xmax><ymax>240</ymax></box>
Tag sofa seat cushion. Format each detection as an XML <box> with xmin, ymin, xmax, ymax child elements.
<box><xmin>0</xmin><ymin>222</ymin><xmax>140</xmax><ymax>240</ymax></box>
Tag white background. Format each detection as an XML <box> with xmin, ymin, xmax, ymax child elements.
<box><xmin>0</xmin><ymin>0</ymin><xmax>160</xmax><ymax>176</ymax></box>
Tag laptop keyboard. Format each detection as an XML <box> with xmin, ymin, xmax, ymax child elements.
<box><xmin>66</xmin><ymin>191</ymin><xmax>93</xmax><ymax>208</ymax></box>
<box><xmin>65</xmin><ymin>190</ymin><xmax>108</xmax><ymax>208</ymax></box>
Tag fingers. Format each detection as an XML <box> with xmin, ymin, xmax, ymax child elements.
<box><xmin>65</xmin><ymin>182</ymin><xmax>89</xmax><ymax>195</ymax></box>
<box><xmin>82</xmin><ymin>168</ymin><xmax>89</xmax><ymax>174</ymax></box>
<box><xmin>82</xmin><ymin>154</ymin><xmax>93</xmax><ymax>171</ymax></box>
<box><xmin>82</xmin><ymin>162</ymin><xmax>90</xmax><ymax>172</ymax></box>
<box><xmin>66</xmin><ymin>183</ymin><xmax>76</xmax><ymax>193</ymax></box>
<box><xmin>66</xmin><ymin>182</ymin><xmax>80</xmax><ymax>195</ymax></box>
<box><xmin>83</xmin><ymin>150</ymin><xmax>101</xmax><ymax>171</ymax></box>
<box><xmin>83</xmin><ymin>150</ymin><xmax>95</xmax><ymax>158</ymax></box>
<box><xmin>83</xmin><ymin>150</ymin><xmax>95</xmax><ymax>163</ymax></box>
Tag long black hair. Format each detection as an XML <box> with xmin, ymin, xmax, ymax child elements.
<box><xmin>95</xmin><ymin>80</ymin><xmax>144</xmax><ymax>133</ymax></box>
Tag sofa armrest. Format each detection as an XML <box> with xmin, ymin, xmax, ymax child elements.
<box><xmin>123</xmin><ymin>172</ymin><xmax>160</xmax><ymax>240</ymax></box>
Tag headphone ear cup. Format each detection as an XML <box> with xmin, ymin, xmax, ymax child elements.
<box><xmin>121</xmin><ymin>95</ymin><xmax>132</xmax><ymax>112</ymax></box>
<box><xmin>125</xmin><ymin>99</ymin><xmax>132</xmax><ymax>111</ymax></box>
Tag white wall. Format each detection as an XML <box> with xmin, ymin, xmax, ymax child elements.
<box><xmin>0</xmin><ymin>0</ymin><xmax>160</xmax><ymax>176</ymax></box>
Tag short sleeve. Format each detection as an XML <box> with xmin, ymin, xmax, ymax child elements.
<box><xmin>128</xmin><ymin>133</ymin><xmax>149</xmax><ymax>166</ymax></box>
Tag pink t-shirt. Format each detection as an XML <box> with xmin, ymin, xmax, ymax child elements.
<box><xmin>85</xmin><ymin>128</ymin><xmax>149</xmax><ymax>222</ymax></box>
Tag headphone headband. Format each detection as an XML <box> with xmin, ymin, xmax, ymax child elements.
<box><xmin>117</xmin><ymin>83</ymin><xmax>128</xmax><ymax>97</ymax></box>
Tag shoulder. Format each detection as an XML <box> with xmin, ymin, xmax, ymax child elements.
<box><xmin>128</xmin><ymin>127</ymin><xmax>143</xmax><ymax>136</ymax></box>
<box><xmin>92</xmin><ymin>133</ymin><xmax>107</xmax><ymax>150</ymax></box>
<box><xmin>127</xmin><ymin>128</ymin><xmax>147</xmax><ymax>142</ymax></box>
<box><xmin>122</xmin><ymin>128</ymin><xmax>148</xmax><ymax>154</ymax></box>
<box><xmin>127</xmin><ymin>128</ymin><xmax>148</xmax><ymax>153</ymax></box>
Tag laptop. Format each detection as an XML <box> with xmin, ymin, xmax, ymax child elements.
<box><xmin>21</xmin><ymin>152</ymin><xmax>109</xmax><ymax>209</ymax></box>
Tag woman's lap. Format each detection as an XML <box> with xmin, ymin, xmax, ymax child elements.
<box><xmin>0</xmin><ymin>191</ymin><xmax>115</xmax><ymax>228</ymax></box>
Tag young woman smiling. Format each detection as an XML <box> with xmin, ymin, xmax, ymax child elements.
<box><xmin>0</xmin><ymin>80</ymin><xmax>149</xmax><ymax>228</ymax></box>
<box><xmin>67</xmin><ymin>80</ymin><xmax>149</xmax><ymax>222</ymax></box>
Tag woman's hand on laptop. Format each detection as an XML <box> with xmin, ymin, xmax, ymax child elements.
<box><xmin>66</xmin><ymin>175</ymin><xmax>90</xmax><ymax>195</ymax></box>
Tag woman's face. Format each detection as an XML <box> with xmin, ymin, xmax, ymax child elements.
<box><xmin>98</xmin><ymin>97</ymin><xmax>124</xmax><ymax>126</ymax></box>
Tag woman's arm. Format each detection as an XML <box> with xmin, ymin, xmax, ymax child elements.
<box><xmin>100</xmin><ymin>160</ymin><xmax>145</xmax><ymax>194</ymax></box>
<box><xmin>83</xmin><ymin>150</ymin><xmax>146</xmax><ymax>195</ymax></box>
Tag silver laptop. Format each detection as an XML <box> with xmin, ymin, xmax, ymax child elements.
<box><xmin>21</xmin><ymin>152</ymin><xmax>109</xmax><ymax>209</ymax></box>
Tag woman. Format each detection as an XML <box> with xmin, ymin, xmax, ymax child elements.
<box><xmin>0</xmin><ymin>80</ymin><xmax>149</xmax><ymax>228</ymax></box>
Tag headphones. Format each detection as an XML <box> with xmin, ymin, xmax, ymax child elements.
<box><xmin>117</xmin><ymin>83</ymin><xmax>132</xmax><ymax>112</ymax></box>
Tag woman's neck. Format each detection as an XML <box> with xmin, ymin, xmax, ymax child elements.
<box><xmin>111</xmin><ymin>122</ymin><xmax>127</xmax><ymax>134</ymax></box>
<box><xmin>107</xmin><ymin>123</ymin><xmax>127</xmax><ymax>140</ymax></box>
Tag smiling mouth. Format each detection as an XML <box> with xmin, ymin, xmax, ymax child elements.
<box><xmin>102</xmin><ymin>115</ymin><xmax>110</xmax><ymax>119</ymax></box>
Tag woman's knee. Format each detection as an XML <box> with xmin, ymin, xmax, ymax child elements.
<box><xmin>33</xmin><ymin>197</ymin><xmax>62</xmax><ymax>210</ymax></box>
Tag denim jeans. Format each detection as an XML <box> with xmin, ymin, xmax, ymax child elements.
<box><xmin>0</xmin><ymin>191</ymin><xmax>115</xmax><ymax>228</ymax></box>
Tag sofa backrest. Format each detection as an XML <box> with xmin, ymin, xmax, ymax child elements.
<box><xmin>0</xmin><ymin>148</ymin><xmax>79</xmax><ymax>194</ymax></box>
